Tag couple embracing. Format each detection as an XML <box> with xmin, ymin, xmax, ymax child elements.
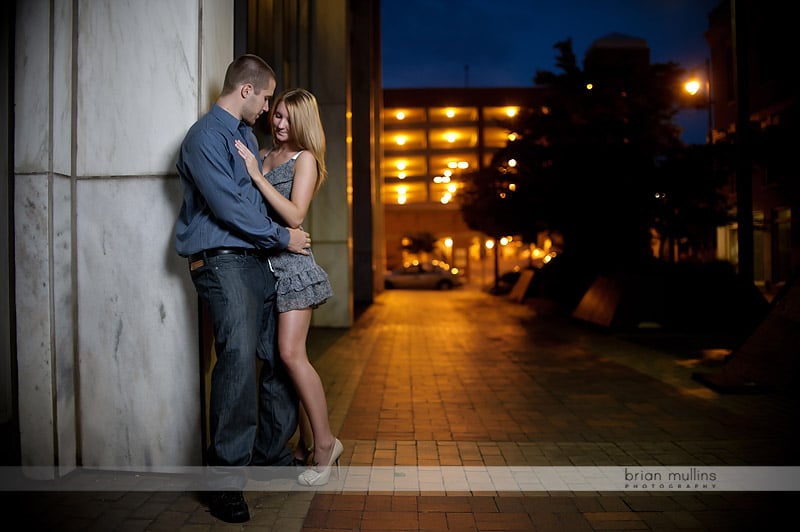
<box><xmin>175</xmin><ymin>54</ymin><xmax>341</xmax><ymax>523</ymax></box>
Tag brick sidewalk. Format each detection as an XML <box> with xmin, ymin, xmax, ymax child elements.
<box><xmin>2</xmin><ymin>286</ymin><xmax>798</xmax><ymax>530</ymax></box>
<box><xmin>297</xmin><ymin>287</ymin><xmax>798</xmax><ymax>531</ymax></box>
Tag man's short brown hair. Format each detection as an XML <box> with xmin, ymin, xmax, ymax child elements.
<box><xmin>222</xmin><ymin>54</ymin><xmax>276</xmax><ymax>95</ymax></box>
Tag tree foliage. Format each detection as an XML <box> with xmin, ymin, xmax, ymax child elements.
<box><xmin>459</xmin><ymin>38</ymin><xmax>727</xmax><ymax>273</ymax></box>
<box><xmin>401</xmin><ymin>232</ymin><xmax>437</xmax><ymax>254</ymax></box>
<box><xmin>651</xmin><ymin>143</ymin><xmax>735</xmax><ymax>260</ymax></box>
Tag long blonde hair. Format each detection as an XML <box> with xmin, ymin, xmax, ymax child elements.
<box><xmin>269</xmin><ymin>88</ymin><xmax>327</xmax><ymax>192</ymax></box>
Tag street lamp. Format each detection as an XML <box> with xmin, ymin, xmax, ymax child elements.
<box><xmin>484</xmin><ymin>239</ymin><xmax>497</xmax><ymax>291</ymax></box>
<box><xmin>683</xmin><ymin>58</ymin><xmax>713</xmax><ymax>144</ymax></box>
<box><xmin>443</xmin><ymin>237</ymin><xmax>453</xmax><ymax>266</ymax></box>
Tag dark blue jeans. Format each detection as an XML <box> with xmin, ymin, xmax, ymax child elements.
<box><xmin>191</xmin><ymin>253</ymin><xmax>298</xmax><ymax>475</ymax></box>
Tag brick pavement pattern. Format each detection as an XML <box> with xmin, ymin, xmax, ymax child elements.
<box><xmin>2</xmin><ymin>287</ymin><xmax>798</xmax><ymax>530</ymax></box>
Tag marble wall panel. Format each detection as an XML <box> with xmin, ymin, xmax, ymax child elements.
<box><xmin>313</xmin><ymin>103</ymin><xmax>350</xmax><ymax>243</ymax></box>
<box><xmin>311</xmin><ymin>242</ymin><xmax>352</xmax><ymax>327</ymax></box>
<box><xmin>311</xmin><ymin>0</ymin><xmax>346</xmax><ymax>106</ymax></box>
<box><xmin>76</xmin><ymin>177</ymin><xmax>200</xmax><ymax>467</ymax></box>
<box><xmin>53</xmin><ymin>0</ymin><xmax>73</xmax><ymax>176</ymax></box>
<box><xmin>14</xmin><ymin>0</ymin><xmax>50</xmax><ymax>174</ymax></box>
<box><xmin>53</xmin><ymin>175</ymin><xmax>76</xmax><ymax>473</ymax></box>
<box><xmin>76</xmin><ymin>0</ymin><xmax>198</xmax><ymax>177</ymax></box>
<box><xmin>200</xmin><ymin>0</ymin><xmax>233</xmax><ymax>112</ymax></box>
<box><xmin>14</xmin><ymin>174</ymin><xmax>55</xmax><ymax>469</ymax></box>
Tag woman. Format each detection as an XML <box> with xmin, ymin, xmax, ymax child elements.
<box><xmin>235</xmin><ymin>88</ymin><xmax>341</xmax><ymax>486</ymax></box>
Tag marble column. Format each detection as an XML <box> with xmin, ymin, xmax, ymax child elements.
<box><xmin>14</xmin><ymin>0</ymin><xmax>234</xmax><ymax>472</ymax></box>
<box><xmin>307</xmin><ymin>0</ymin><xmax>353</xmax><ymax>327</ymax></box>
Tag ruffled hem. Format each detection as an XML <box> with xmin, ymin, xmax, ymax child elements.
<box><xmin>275</xmin><ymin>266</ymin><xmax>334</xmax><ymax>312</ymax></box>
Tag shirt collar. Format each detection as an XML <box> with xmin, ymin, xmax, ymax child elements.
<box><xmin>210</xmin><ymin>103</ymin><xmax>246</xmax><ymax>135</ymax></box>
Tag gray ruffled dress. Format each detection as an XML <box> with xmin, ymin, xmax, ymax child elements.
<box><xmin>264</xmin><ymin>152</ymin><xmax>334</xmax><ymax>312</ymax></box>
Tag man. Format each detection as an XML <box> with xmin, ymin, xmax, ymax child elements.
<box><xmin>175</xmin><ymin>54</ymin><xmax>310</xmax><ymax>523</ymax></box>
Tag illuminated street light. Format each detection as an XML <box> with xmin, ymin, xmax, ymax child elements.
<box><xmin>684</xmin><ymin>80</ymin><xmax>701</xmax><ymax>96</ymax></box>
<box><xmin>483</xmin><ymin>239</ymin><xmax>502</xmax><ymax>293</ymax></box>
<box><xmin>444</xmin><ymin>237</ymin><xmax>453</xmax><ymax>264</ymax></box>
<box><xmin>683</xmin><ymin>58</ymin><xmax>713</xmax><ymax>144</ymax></box>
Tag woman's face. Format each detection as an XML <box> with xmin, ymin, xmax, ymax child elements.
<box><xmin>272</xmin><ymin>100</ymin><xmax>291</xmax><ymax>144</ymax></box>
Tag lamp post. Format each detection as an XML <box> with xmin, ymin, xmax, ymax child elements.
<box><xmin>493</xmin><ymin>239</ymin><xmax>499</xmax><ymax>293</ymax></box>
<box><xmin>485</xmin><ymin>239</ymin><xmax>499</xmax><ymax>292</ymax></box>
<box><xmin>702</xmin><ymin>58</ymin><xmax>712</xmax><ymax>144</ymax></box>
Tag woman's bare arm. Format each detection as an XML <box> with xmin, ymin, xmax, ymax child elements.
<box><xmin>234</xmin><ymin>139</ymin><xmax>315</xmax><ymax>228</ymax></box>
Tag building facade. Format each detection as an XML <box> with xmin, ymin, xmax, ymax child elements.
<box><xmin>706</xmin><ymin>0</ymin><xmax>797</xmax><ymax>290</ymax></box>
<box><xmin>382</xmin><ymin>88</ymin><xmax>542</xmax><ymax>283</ymax></box>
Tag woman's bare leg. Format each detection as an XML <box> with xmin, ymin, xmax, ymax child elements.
<box><xmin>278</xmin><ymin>308</ymin><xmax>337</xmax><ymax>468</ymax></box>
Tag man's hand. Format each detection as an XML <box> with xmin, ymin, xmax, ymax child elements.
<box><xmin>286</xmin><ymin>226</ymin><xmax>311</xmax><ymax>255</ymax></box>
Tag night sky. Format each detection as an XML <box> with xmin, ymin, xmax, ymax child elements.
<box><xmin>381</xmin><ymin>0</ymin><xmax>722</xmax><ymax>143</ymax></box>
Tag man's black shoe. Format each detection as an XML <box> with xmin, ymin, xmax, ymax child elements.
<box><xmin>209</xmin><ymin>490</ymin><xmax>250</xmax><ymax>523</ymax></box>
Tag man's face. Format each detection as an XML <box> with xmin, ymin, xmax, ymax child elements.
<box><xmin>242</xmin><ymin>78</ymin><xmax>276</xmax><ymax>126</ymax></box>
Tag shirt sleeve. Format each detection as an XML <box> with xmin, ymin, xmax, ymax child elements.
<box><xmin>185</xmin><ymin>127</ymin><xmax>290</xmax><ymax>250</ymax></box>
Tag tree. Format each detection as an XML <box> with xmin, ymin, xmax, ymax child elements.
<box><xmin>651</xmin><ymin>143</ymin><xmax>735</xmax><ymax>261</ymax></box>
<box><xmin>459</xmin><ymin>38</ymin><xmax>690</xmax><ymax>275</ymax></box>
<box><xmin>401</xmin><ymin>231</ymin><xmax>437</xmax><ymax>255</ymax></box>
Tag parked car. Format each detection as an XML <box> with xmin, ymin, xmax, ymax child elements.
<box><xmin>384</xmin><ymin>261</ymin><xmax>463</xmax><ymax>290</ymax></box>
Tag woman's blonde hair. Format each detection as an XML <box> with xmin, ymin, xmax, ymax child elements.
<box><xmin>269</xmin><ymin>88</ymin><xmax>327</xmax><ymax>192</ymax></box>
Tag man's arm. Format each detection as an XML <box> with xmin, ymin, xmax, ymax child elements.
<box><xmin>186</xmin><ymin>128</ymin><xmax>293</xmax><ymax>250</ymax></box>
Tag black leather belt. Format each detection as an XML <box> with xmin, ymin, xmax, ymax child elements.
<box><xmin>188</xmin><ymin>247</ymin><xmax>263</xmax><ymax>266</ymax></box>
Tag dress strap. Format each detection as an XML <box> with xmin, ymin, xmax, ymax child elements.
<box><xmin>291</xmin><ymin>150</ymin><xmax>304</xmax><ymax>161</ymax></box>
